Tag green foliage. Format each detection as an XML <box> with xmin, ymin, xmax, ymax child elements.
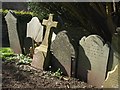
<box><xmin>52</xmin><ymin>68</ymin><xmax>63</xmax><ymax>79</ymax></box>
<box><xmin>28</xmin><ymin>2</ymin><xmax>49</xmax><ymax>20</ymax></box>
<box><xmin>2</xmin><ymin>9</ymin><xmax>33</xmax><ymax>22</ymax></box>
<box><xmin>28</xmin><ymin>2</ymin><xmax>120</xmax><ymax>42</ymax></box>
<box><xmin>16</xmin><ymin>54</ymin><xmax>32</xmax><ymax>65</ymax></box>
<box><xmin>1</xmin><ymin>9</ymin><xmax>34</xmax><ymax>16</ymax></box>
<box><xmin>1</xmin><ymin>48</ymin><xmax>32</xmax><ymax>65</ymax></box>
<box><xmin>0</xmin><ymin>48</ymin><xmax>14</xmax><ymax>60</ymax></box>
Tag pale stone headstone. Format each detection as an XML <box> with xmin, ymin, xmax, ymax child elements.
<box><xmin>5</xmin><ymin>11</ymin><xmax>22</xmax><ymax>54</ymax></box>
<box><xmin>50</xmin><ymin>31</ymin><xmax>76</xmax><ymax>77</ymax></box>
<box><xmin>24</xmin><ymin>17</ymin><xmax>43</xmax><ymax>54</ymax></box>
<box><xmin>26</xmin><ymin>17</ymin><xmax>43</xmax><ymax>42</ymax></box>
<box><xmin>31</xmin><ymin>14</ymin><xmax>58</xmax><ymax>70</ymax></box>
<box><xmin>77</xmin><ymin>35</ymin><xmax>109</xmax><ymax>88</ymax></box>
<box><xmin>51</xmin><ymin>32</ymin><xmax>56</xmax><ymax>42</ymax></box>
<box><xmin>103</xmin><ymin>64</ymin><xmax>119</xmax><ymax>88</ymax></box>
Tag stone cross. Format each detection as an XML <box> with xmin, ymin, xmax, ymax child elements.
<box><xmin>42</xmin><ymin>14</ymin><xmax>58</xmax><ymax>46</ymax></box>
<box><xmin>31</xmin><ymin>14</ymin><xmax>58</xmax><ymax>70</ymax></box>
<box><xmin>5</xmin><ymin>11</ymin><xmax>22</xmax><ymax>54</ymax></box>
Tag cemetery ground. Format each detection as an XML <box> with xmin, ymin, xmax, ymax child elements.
<box><xmin>1</xmin><ymin>48</ymin><xmax>95</xmax><ymax>89</ymax></box>
<box><xmin>2</xmin><ymin>9</ymin><xmax>120</xmax><ymax>89</ymax></box>
<box><xmin>2</xmin><ymin>58</ymin><xmax>94</xmax><ymax>89</ymax></box>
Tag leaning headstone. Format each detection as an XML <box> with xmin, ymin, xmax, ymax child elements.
<box><xmin>5</xmin><ymin>11</ymin><xmax>22</xmax><ymax>54</ymax></box>
<box><xmin>103</xmin><ymin>64</ymin><xmax>119</xmax><ymax>88</ymax></box>
<box><xmin>31</xmin><ymin>14</ymin><xmax>58</xmax><ymax>70</ymax></box>
<box><xmin>51</xmin><ymin>31</ymin><xmax>76</xmax><ymax>77</ymax></box>
<box><xmin>77</xmin><ymin>35</ymin><xmax>109</xmax><ymax>88</ymax></box>
<box><xmin>24</xmin><ymin>17</ymin><xmax>43</xmax><ymax>54</ymax></box>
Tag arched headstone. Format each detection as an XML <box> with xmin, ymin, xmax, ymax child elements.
<box><xmin>24</xmin><ymin>17</ymin><xmax>43</xmax><ymax>55</ymax></box>
<box><xmin>77</xmin><ymin>35</ymin><xmax>109</xmax><ymax>87</ymax></box>
<box><xmin>26</xmin><ymin>17</ymin><xmax>43</xmax><ymax>42</ymax></box>
<box><xmin>51</xmin><ymin>31</ymin><xmax>77</xmax><ymax>77</ymax></box>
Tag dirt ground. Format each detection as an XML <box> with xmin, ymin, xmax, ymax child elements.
<box><xmin>2</xmin><ymin>61</ymin><xmax>102</xmax><ymax>89</ymax></box>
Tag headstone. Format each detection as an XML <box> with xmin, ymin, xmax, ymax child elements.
<box><xmin>26</xmin><ymin>17</ymin><xmax>43</xmax><ymax>42</ymax></box>
<box><xmin>77</xmin><ymin>35</ymin><xmax>109</xmax><ymax>88</ymax></box>
<box><xmin>31</xmin><ymin>14</ymin><xmax>58</xmax><ymax>70</ymax></box>
<box><xmin>51</xmin><ymin>32</ymin><xmax>56</xmax><ymax>42</ymax></box>
<box><xmin>5</xmin><ymin>11</ymin><xmax>22</xmax><ymax>54</ymax></box>
<box><xmin>23</xmin><ymin>37</ymin><xmax>34</xmax><ymax>55</ymax></box>
<box><xmin>51</xmin><ymin>31</ymin><xmax>76</xmax><ymax>77</ymax></box>
<box><xmin>103</xmin><ymin>64</ymin><xmax>119</xmax><ymax>88</ymax></box>
<box><xmin>24</xmin><ymin>17</ymin><xmax>43</xmax><ymax>54</ymax></box>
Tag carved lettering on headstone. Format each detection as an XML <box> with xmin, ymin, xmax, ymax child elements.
<box><xmin>77</xmin><ymin>35</ymin><xmax>109</xmax><ymax>87</ymax></box>
<box><xmin>5</xmin><ymin>11</ymin><xmax>22</xmax><ymax>54</ymax></box>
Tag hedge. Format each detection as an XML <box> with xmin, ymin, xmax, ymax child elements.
<box><xmin>1</xmin><ymin>9</ymin><xmax>33</xmax><ymax>22</ymax></box>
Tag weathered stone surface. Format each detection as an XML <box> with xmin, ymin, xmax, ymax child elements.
<box><xmin>5</xmin><ymin>11</ymin><xmax>22</xmax><ymax>54</ymax></box>
<box><xmin>77</xmin><ymin>35</ymin><xmax>109</xmax><ymax>87</ymax></box>
<box><xmin>27</xmin><ymin>17</ymin><xmax>43</xmax><ymax>42</ymax></box>
<box><xmin>31</xmin><ymin>14</ymin><xmax>58</xmax><ymax>70</ymax></box>
<box><xmin>103</xmin><ymin>64</ymin><xmax>119</xmax><ymax>88</ymax></box>
<box><xmin>51</xmin><ymin>31</ymin><xmax>76</xmax><ymax>77</ymax></box>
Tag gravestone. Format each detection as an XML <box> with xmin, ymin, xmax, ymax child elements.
<box><xmin>5</xmin><ymin>11</ymin><xmax>22</xmax><ymax>54</ymax></box>
<box><xmin>51</xmin><ymin>32</ymin><xmax>56</xmax><ymax>42</ymax></box>
<box><xmin>77</xmin><ymin>35</ymin><xmax>109</xmax><ymax>88</ymax></box>
<box><xmin>26</xmin><ymin>17</ymin><xmax>43</xmax><ymax>42</ymax></box>
<box><xmin>103</xmin><ymin>64</ymin><xmax>119</xmax><ymax>88</ymax></box>
<box><xmin>31</xmin><ymin>14</ymin><xmax>58</xmax><ymax>70</ymax></box>
<box><xmin>23</xmin><ymin>37</ymin><xmax>34</xmax><ymax>55</ymax></box>
<box><xmin>24</xmin><ymin>17</ymin><xmax>43</xmax><ymax>54</ymax></box>
<box><xmin>51</xmin><ymin>31</ymin><xmax>76</xmax><ymax>77</ymax></box>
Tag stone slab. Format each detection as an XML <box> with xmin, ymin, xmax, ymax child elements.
<box><xmin>51</xmin><ymin>31</ymin><xmax>76</xmax><ymax>77</ymax></box>
<box><xmin>5</xmin><ymin>11</ymin><xmax>22</xmax><ymax>54</ymax></box>
<box><xmin>77</xmin><ymin>35</ymin><xmax>109</xmax><ymax>87</ymax></box>
<box><xmin>103</xmin><ymin>64</ymin><xmax>119</xmax><ymax>88</ymax></box>
<box><xmin>27</xmin><ymin>17</ymin><xmax>43</xmax><ymax>42</ymax></box>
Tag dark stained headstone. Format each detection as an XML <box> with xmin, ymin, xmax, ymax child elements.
<box><xmin>50</xmin><ymin>31</ymin><xmax>77</xmax><ymax>77</ymax></box>
<box><xmin>23</xmin><ymin>37</ymin><xmax>34</xmax><ymax>55</ymax></box>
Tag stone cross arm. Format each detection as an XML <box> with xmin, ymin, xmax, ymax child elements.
<box><xmin>42</xmin><ymin>14</ymin><xmax>58</xmax><ymax>31</ymax></box>
<box><xmin>42</xmin><ymin>14</ymin><xmax>58</xmax><ymax>46</ymax></box>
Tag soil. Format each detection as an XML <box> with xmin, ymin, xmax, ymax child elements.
<box><xmin>2</xmin><ymin>61</ymin><xmax>102</xmax><ymax>89</ymax></box>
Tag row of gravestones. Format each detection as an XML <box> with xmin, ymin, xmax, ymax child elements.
<box><xmin>5</xmin><ymin>11</ymin><xmax>119</xmax><ymax>88</ymax></box>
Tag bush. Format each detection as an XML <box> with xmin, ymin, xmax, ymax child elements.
<box><xmin>2</xmin><ymin>9</ymin><xmax>33</xmax><ymax>22</ymax></box>
<box><xmin>1</xmin><ymin>48</ymin><xmax>32</xmax><ymax>65</ymax></box>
